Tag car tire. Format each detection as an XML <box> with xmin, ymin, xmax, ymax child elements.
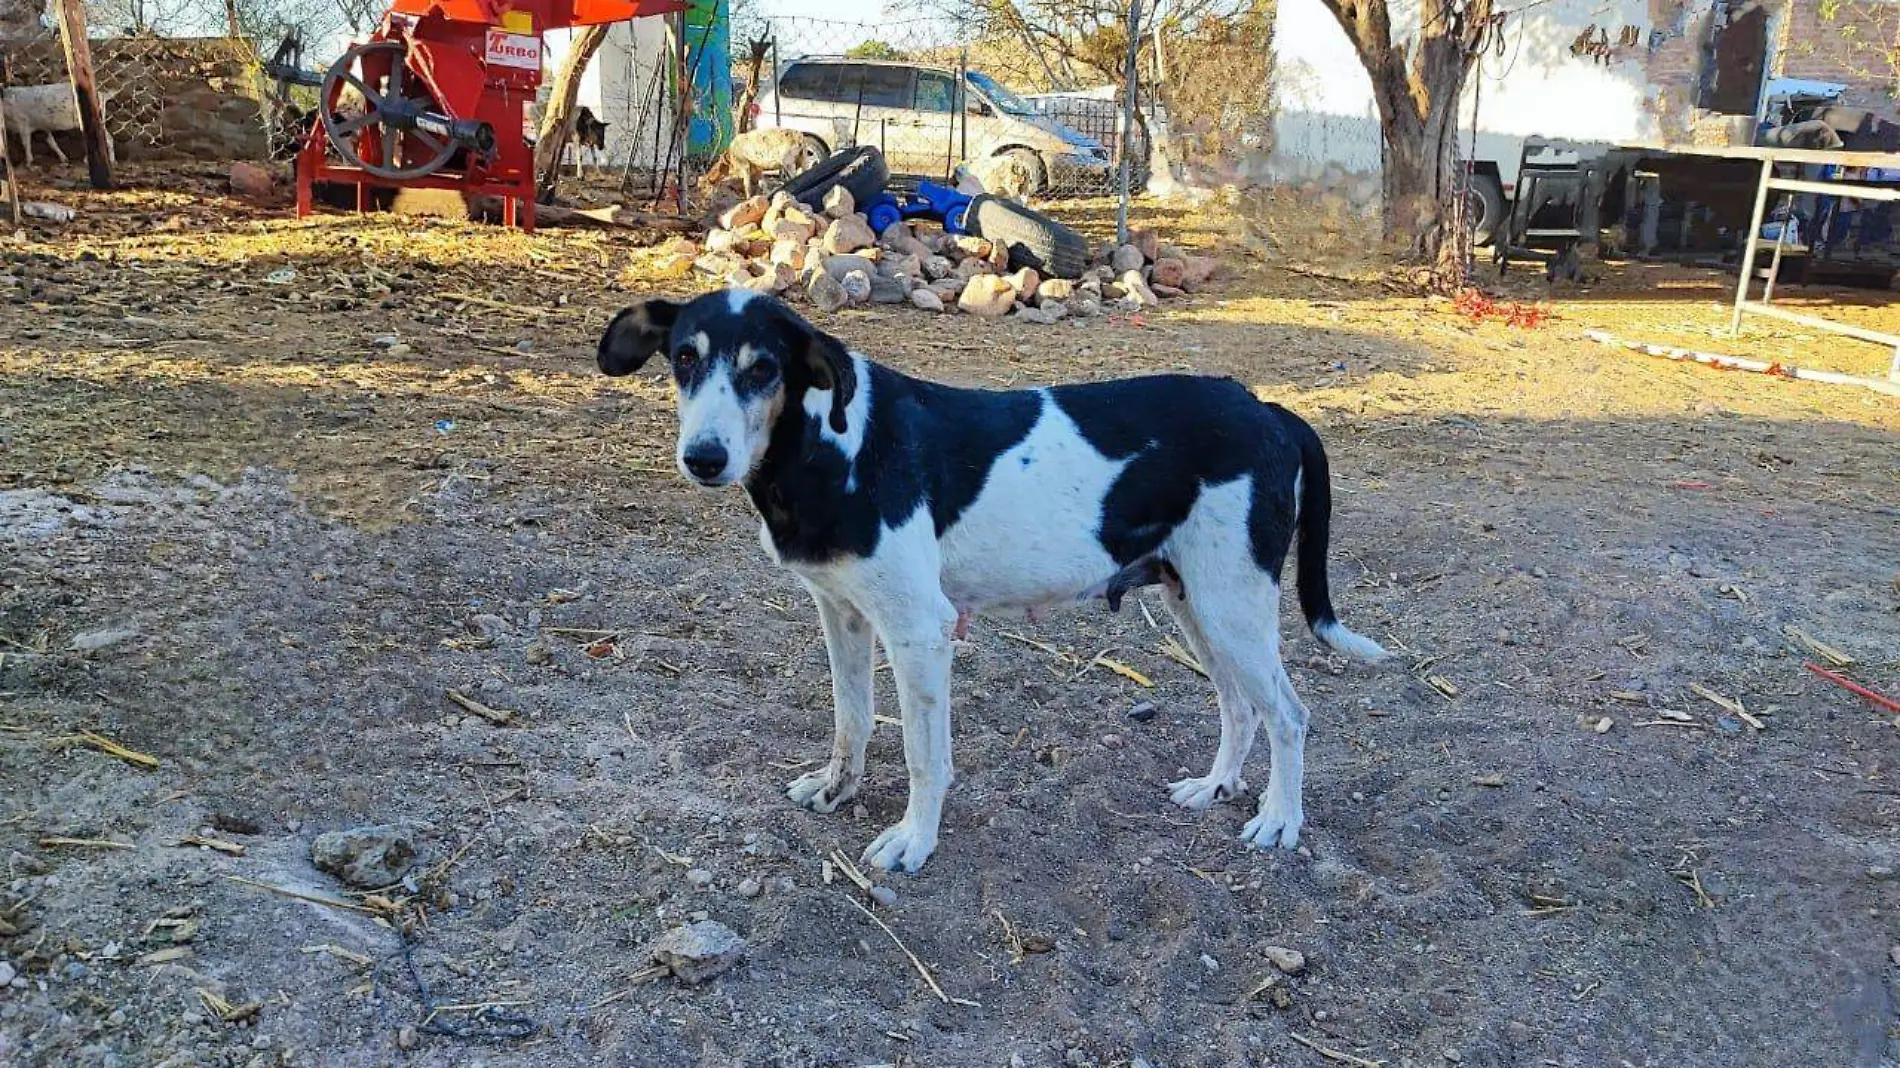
<box><xmin>794</xmin><ymin>134</ymin><xmax>829</xmax><ymax>177</ymax></box>
<box><xmin>779</xmin><ymin>145</ymin><xmax>890</xmax><ymax>207</ymax></box>
<box><xmin>1467</xmin><ymin>172</ymin><xmax>1506</xmax><ymax>248</ymax></box>
<box><xmin>968</xmin><ymin>193</ymin><xmax>1088</xmax><ymax>278</ymax></box>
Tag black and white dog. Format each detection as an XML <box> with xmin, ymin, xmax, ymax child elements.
<box><xmin>598</xmin><ymin>290</ymin><xmax>1386</xmax><ymax>872</ymax></box>
<box><xmin>573</xmin><ymin>106</ymin><xmax>610</xmax><ymax>174</ymax></box>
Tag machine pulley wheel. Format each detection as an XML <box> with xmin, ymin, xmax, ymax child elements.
<box><xmin>319</xmin><ymin>40</ymin><xmax>460</xmax><ymax>180</ymax></box>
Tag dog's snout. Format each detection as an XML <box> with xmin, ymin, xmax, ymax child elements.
<box><xmin>682</xmin><ymin>441</ymin><xmax>729</xmax><ymax>483</ymax></box>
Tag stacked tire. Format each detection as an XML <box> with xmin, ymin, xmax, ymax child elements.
<box><xmin>967</xmin><ymin>194</ymin><xmax>1089</xmax><ymax>278</ymax></box>
<box><xmin>779</xmin><ymin>146</ymin><xmax>890</xmax><ymax>209</ymax></box>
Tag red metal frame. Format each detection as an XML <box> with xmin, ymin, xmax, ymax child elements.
<box><xmin>295</xmin><ymin>0</ymin><xmax>684</xmax><ymax>232</ymax></box>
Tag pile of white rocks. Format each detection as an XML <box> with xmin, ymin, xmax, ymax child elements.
<box><xmin>649</xmin><ymin>188</ymin><xmax>1221</xmax><ymax>324</ymax></box>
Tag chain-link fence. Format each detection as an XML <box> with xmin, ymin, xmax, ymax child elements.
<box><xmin>587</xmin><ymin>13</ymin><xmax>1148</xmax><ymax>202</ymax></box>
<box><xmin>2</xmin><ymin>33</ymin><xmax>273</xmax><ymax>161</ymax></box>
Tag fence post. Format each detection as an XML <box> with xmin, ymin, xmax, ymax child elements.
<box><xmin>958</xmin><ymin>48</ymin><xmax>967</xmax><ymax>169</ymax></box>
<box><xmin>0</xmin><ymin>59</ymin><xmax>20</xmax><ymax>225</ymax></box>
<box><xmin>770</xmin><ymin>31</ymin><xmax>781</xmax><ymax>126</ymax></box>
<box><xmin>1116</xmin><ymin>0</ymin><xmax>1143</xmax><ymax>245</ymax></box>
<box><xmin>53</xmin><ymin>0</ymin><xmax>113</xmax><ymax>189</ymax></box>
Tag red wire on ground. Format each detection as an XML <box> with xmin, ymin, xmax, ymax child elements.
<box><xmin>1452</xmin><ymin>287</ymin><xmax>1550</xmax><ymax>329</ymax></box>
<box><xmin>1804</xmin><ymin>661</ymin><xmax>1900</xmax><ymax>716</ymax></box>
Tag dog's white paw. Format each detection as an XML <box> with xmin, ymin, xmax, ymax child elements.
<box><xmin>1167</xmin><ymin>774</ymin><xmax>1245</xmax><ymax>811</ymax></box>
<box><xmin>1240</xmin><ymin>799</ymin><xmax>1303</xmax><ymax>851</ymax></box>
<box><xmin>860</xmin><ymin>820</ymin><xmax>938</xmax><ymax>873</ymax></box>
<box><xmin>786</xmin><ymin>766</ymin><xmax>858</xmax><ymax>814</ymax></box>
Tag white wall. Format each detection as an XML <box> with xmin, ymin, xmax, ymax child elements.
<box><xmin>1270</xmin><ymin>0</ymin><xmax>1665</xmax><ymax>188</ymax></box>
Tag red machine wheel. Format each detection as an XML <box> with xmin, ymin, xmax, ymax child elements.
<box><xmin>319</xmin><ymin>40</ymin><xmax>459</xmax><ymax>180</ymax></box>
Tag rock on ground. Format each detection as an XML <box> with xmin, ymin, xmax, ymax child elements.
<box><xmin>909</xmin><ymin>288</ymin><xmax>945</xmax><ymax>312</ymax></box>
<box><xmin>822</xmin><ymin>187</ymin><xmax>856</xmax><ymax>219</ymax></box>
<box><xmin>1263</xmin><ymin>945</ymin><xmax>1306</xmax><ymax>974</ymax></box>
<box><xmin>839</xmin><ymin>269</ymin><xmax>873</xmax><ymax>305</ymax></box>
<box><xmin>719</xmin><ymin>195</ymin><xmax>768</xmax><ymax>230</ymax></box>
<box><xmin>1111</xmin><ymin>244</ymin><xmax>1145</xmax><ymax>274</ymax></box>
<box><xmin>310</xmin><ymin>824</ymin><xmax>417</xmax><ymax>888</ymax></box>
<box><xmin>959</xmin><ymin>275</ymin><xmax>1016</xmax><ymax>318</ymax></box>
<box><xmin>1004</xmin><ymin>267</ymin><xmax>1040</xmax><ymax>302</ymax></box>
<box><xmin>1131</xmin><ymin>227</ymin><xmax>1161</xmax><ymax>262</ymax></box>
<box><xmin>1120</xmin><ymin>270</ymin><xmax>1160</xmax><ymax>307</ymax></box>
<box><xmin>808</xmin><ymin>271</ymin><xmax>849</xmax><ymax>313</ymax></box>
<box><xmin>823</xmin><ymin>254</ymin><xmax>878</xmax><ymax>282</ymax></box>
<box><xmin>229</xmin><ymin>161</ymin><xmax>275</xmax><ymax>201</ymax></box>
<box><xmin>822</xmin><ymin>215</ymin><xmax>876</xmax><ymax>255</ymax></box>
<box><xmin>649</xmin><ymin>920</ymin><xmax>747</xmax><ymax>984</ymax></box>
<box><xmin>869</xmin><ymin>273</ymin><xmax>909</xmax><ymax>304</ymax></box>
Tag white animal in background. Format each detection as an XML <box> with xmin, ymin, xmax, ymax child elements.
<box><xmin>2</xmin><ymin>82</ymin><xmax>117</xmax><ymax>168</ymax></box>
<box><xmin>704</xmin><ymin>126</ymin><xmax>824</xmax><ymax>197</ymax></box>
<box><xmin>968</xmin><ymin>152</ymin><xmax>1035</xmax><ymax>200</ymax></box>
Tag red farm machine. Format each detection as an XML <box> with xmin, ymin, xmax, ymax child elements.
<box><xmin>293</xmin><ymin>0</ymin><xmax>683</xmax><ymax>230</ymax></box>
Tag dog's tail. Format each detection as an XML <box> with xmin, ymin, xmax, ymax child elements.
<box><xmin>1287</xmin><ymin>411</ymin><xmax>1387</xmax><ymax>662</ymax></box>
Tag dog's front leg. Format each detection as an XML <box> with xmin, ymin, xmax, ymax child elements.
<box><xmin>860</xmin><ymin>597</ymin><xmax>956</xmax><ymax>873</ymax></box>
<box><xmin>787</xmin><ymin>590</ymin><xmax>874</xmax><ymax>813</ymax></box>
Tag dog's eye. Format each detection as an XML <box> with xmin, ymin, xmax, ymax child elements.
<box><xmin>747</xmin><ymin>358</ymin><xmax>779</xmax><ymax>384</ymax></box>
<box><xmin>672</xmin><ymin>347</ymin><xmax>697</xmax><ymax>368</ymax></box>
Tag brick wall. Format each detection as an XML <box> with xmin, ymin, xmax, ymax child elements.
<box><xmin>1775</xmin><ymin>0</ymin><xmax>1900</xmax><ymax>110</ymax></box>
<box><xmin>1636</xmin><ymin>1</ymin><xmax>1900</xmax><ymax>138</ymax></box>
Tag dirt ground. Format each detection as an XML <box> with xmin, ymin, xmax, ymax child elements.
<box><xmin>2</xmin><ymin>166</ymin><xmax>1898</xmax><ymax>1068</ymax></box>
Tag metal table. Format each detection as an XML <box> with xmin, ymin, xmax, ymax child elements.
<box><xmin>1620</xmin><ymin>141</ymin><xmax>1900</xmax><ymax>383</ymax></box>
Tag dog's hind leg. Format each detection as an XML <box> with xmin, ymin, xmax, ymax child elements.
<box><xmin>1163</xmin><ymin>585</ymin><xmax>1261</xmax><ymax>811</ymax></box>
<box><xmin>1240</xmin><ymin>661</ymin><xmax>1311</xmax><ymax>850</ymax></box>
<box><xmin>1171</xmin><ymin>570</ymin><xmax>1308</xmax><ymax>848</ymax></box>
<box><xmin>787</xmin><ymin>589</ymin><xmax>874</xmax><ymax>814</ymax></box>
<box><xmin>1162</xmin><ymin>475</ymin><xmax>1312</xmax><ymax>849</ymax></box>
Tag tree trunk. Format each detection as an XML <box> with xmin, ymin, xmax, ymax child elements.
<box><xmin>1375</xmin><ymin>78</ymin><xmax>1461</xmax><ymax>258</ymax></box>
<box><xmin>1320</xmin><ymin>0</ymin><xmax>1491</xmax><ymax>270</ymax></box>
<box><xmin>534</xmin><ymin>23</ymin><xmax>610</xmax><ymax>202</ymax></box>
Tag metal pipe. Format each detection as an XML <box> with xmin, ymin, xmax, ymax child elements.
<box><xmin>1728</xmin><ymin>157</ymin><xmax>1773</xmax><ymax>335</ymax></box>
<box><xmin>958</xmin><ymin>48</ymin><xmax>968</xmax><ymax>167</ymax></box>
<box><xmin>1117</xmin><ymin>0</ymin><xmax>1144</xmax><ymax>245</ymax></box>
<box><xmin>1760</xmin><ymin>192</ymin><xmax>1793</xmax><ymax>304</ymax></box>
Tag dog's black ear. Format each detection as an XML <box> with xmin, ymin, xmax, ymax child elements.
<box><xmin>598</xmin><ymin>299</ymin><xmax>682</xmax><ymax>376</ymax></box>
<box><xmin>786</xmin><ymin>313</ymin><xmax>855</xmax><ymax>434</ymax></box>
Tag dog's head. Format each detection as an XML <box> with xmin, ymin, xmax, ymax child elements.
<box><xmin>597</xmin><ymin>290</ymin><xmax>855</xmax><ymax>489</ymax></box>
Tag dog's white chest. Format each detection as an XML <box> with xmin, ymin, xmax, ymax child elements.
<box><xmin>938</xmin><ymin>402</ymin><xmax>1124</xmax><ymax>611</ymax></box>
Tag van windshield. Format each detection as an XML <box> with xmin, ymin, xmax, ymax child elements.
<box><xmin>965</xmin><ymin>71</ymin><xmax>1034</xmax><ymax>117</ymax></box>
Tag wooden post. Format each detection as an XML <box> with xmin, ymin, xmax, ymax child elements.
<box><xmin>52</xmin><ymin>0</ymin><xmax>113</xmax><ymax>189</ymax></box>
<box><xmin>0</xmin><ymin>68</ymin><xmax>21</xmax><ymax>226</ymax></box>
<box><xmin>223</xmin><ymin>0</ymin><xmax>243</xmax><ymax>37</ymax></box>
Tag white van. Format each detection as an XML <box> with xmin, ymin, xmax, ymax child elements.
<box><xmin>752</xmin><ymin>57</ymin><xmax>1114</xmax><ymax>195</ymax></box>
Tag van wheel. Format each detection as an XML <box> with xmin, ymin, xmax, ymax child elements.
<box><xmin>1000</xmin><ymin>147</ymin><xmax>1046</xmax><ymax>196</ymax></box>
<box><xmin>794</xmin><ymin>135</ymin><xmax>829</xmax><ymax>177</ymax></box>
<box><xmin>778</xmin><ymin>145</ymin><xmax>890</xmax><ymax>208</ymax></box>
<box><xmin>968</xmin><ymin>193</ymin><xmax>1088</xmax><ymax>278</ymax></box>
